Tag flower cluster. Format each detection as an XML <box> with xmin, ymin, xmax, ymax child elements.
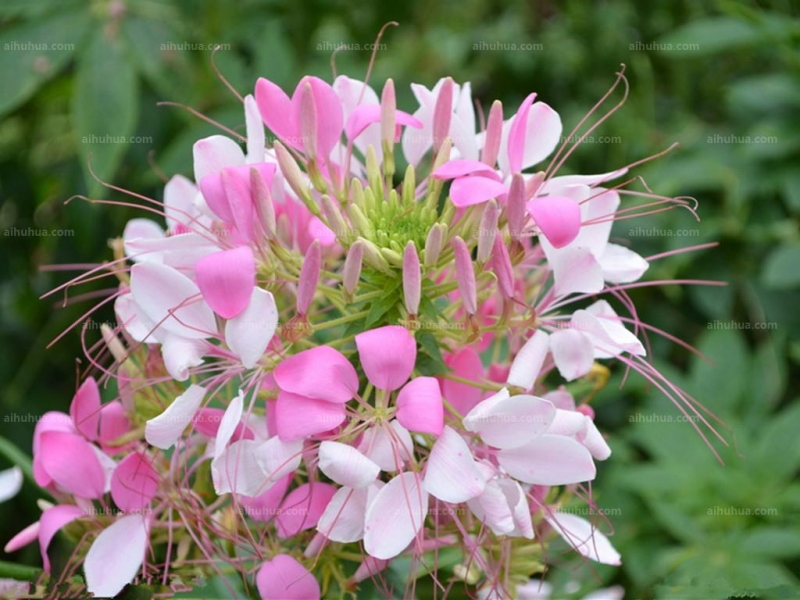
<box><xmin>4</xmin><ymin>68</ymin><xmax>706</xmax><ymax>598</ymax></box>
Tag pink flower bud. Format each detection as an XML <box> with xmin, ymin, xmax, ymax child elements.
<box><xmin>432</xmin><ymin>77</ymin><xmax>453</xmax><ymax>154</ymax></box>
<box><xmin>320</xmin><ymin>194</ymin><xmax>347</xmax><ymax>242</ymax></box>
<box><xmin>380</xmin><ymin>79</ymin><xmax>396</xmax><ymax>147</ymax></box>
<box><xmin>424</xmin><ymin>223</ymin><xmax>445</xmax><ymax>266</ymax></box>
<box><xmin>297</xmin><ymin>240</ymin><xmax>321</xmax><ymax>315</ymax></box>
<box><xmin>507</xmin><ymin>173</ymin><xmax>526</xmax><ymax>240</ymax></box>
<box><xmin>481</xmin><ymin>99</ymin><xmax>503</xmax><ymax>167</ymax></box>
<box><xmin>250</xmin><ymin>166</ymin><xmax>275</xmax><ymax>239</ymax></box>
<box><xmin>491</xmin><ymin>236</ymin><xmax>515</xmax><ymax>298</ymax></box>
<box><xmin>402</xmin><ymin>241</ymin><xmax>421</xmax><ymax>315</ymax></box>
<box><xmin>298</xmin><ymin>81</ymin><xmax>318</xmax><ymax>158</ymax></box>
<box><xmin>453</xmin><ymin>236</ymin><xmax>477</xmax><ymax>315</ymax></box>
<box><xmin>477</xmin><ymin>199</ymin><xmax>498</xmax><ymax>263</ymax></box>
<box><xmin>343</xmin><ymin>241</ymin><xmax>364</xmax><ymax>296</ymax></box>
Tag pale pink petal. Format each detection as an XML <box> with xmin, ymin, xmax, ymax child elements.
<box><xmin>543</xmin><ymin>389</ymin><xmax>576</xmax><ymax>411</ymax></box>
<box><xmin>164</xmin><ymin>174</ymin><xmax>199</xmax><ymax>232</ymax></box>
<box><xmin>507</xmin><ymin>330</ymin><xmax>550</xmax><ymax>391</ymax></box>
<box><xmin>212</xmin><ymin>439</ymin><xmax>268</xmax><ymax>496</ymax></box>
<box><xmin>241</xmin><ymin>473</ymin><xmax>292</xmax><ymax>522</ymax></box>
<box><xmin>123</xmin><ymin>218</ymin><xmax>165</xmax><ymax>261</ymax></box>
<box><xmin>39</xmin><ymin>432</ymin><xmax>105</xmax><ymax>499</ymax></box>
<box><xmin>355</xmin><ymin>326</ymin><xmax>416</xmax><ymax>391</ymax></box>
<box><xmin>192</xmin><ymin>408</ymin><xmax>253</xmax><ymax>441</ymax></box>
<box><xmin>498</xmin><ymin>478</ymin><xmax>534</xmax><ymax>538</ymax></box>
<box><xmin>580</xmin><ymin>419</ymin><xmax>612</xmax><ymax>461</ymax></box>
<box><xmin>527</xmin><ymin>196</ymin><xmax>581</xmax><ymax>249</ymax></box>
<box><xmin>256</xmin><ymin>554</ymin><xmax>320</xmax><ymax>600</ymax></box>
<box><xmin>69</xmin><ymin>377</ymin><xmax>101</xmax><ymax>441</ymax></box>
<box><xmin>161</xmin><ymin>334</ymin><xmax>206</xmax><ymax>382</ymax></box>
<box><xmin>518</xmin><ymin>101</ymin><xmax>562</xmax><ymax>171</ymax></box>
<box><xmin>546</xmin><ymin>409</ymin><xmax>588</xmax><ymax>437</ymax></box>
<box><xmin>318</xmin><ymin>441</ymin><xmax>380</xmax><ymax>489</ymax></box>
<box><xmin>585</xmin><ymin>300</ymin><xmax>646</xmax><ymax>357</ymax></box>
<box><xmin>130</xmin><ymin>262</ymin><xmax>217</xmax><ymax>340</ymax></box>
<box><xmin>0</xmin><ymin>467</ymin><xmax>22</xmax><ymax>503</ymax></box>
<box><xmin>600</xmin><ymin>243</ymin><xmax>649</xmax><ymax>284</ymax></box>
<box><xmin>498</xmin><ymin>434</ymin><xmax>596</xmax><ymax>485</ymax></box>
<box><xmin>256</xmin><ymin>436</ymin><xmax>303</xmax><ymax>482</ymax></box>
<box><xmin>546</xmin><ymin>512</ymin><xmax>621</xmax><ymax>565</ymax></box>
<box><xmin>433</xmin><ymin>159</ymin><xmax>498</xmax><ymax>180</ymax></box>
<box><xmin>463</xmin><ymin>394</ymin><xmax>555</xmax><ymax>449</ymax></box>
<box><xmin>396</xmin><ymin>377</ymin><xmax>444</xmax><ymax>436</ymax></box>
<box><xmin>255</xmin><ymin>78</ymin><xmax>297</xmax><ymax>146</ymax></box>
<box><xmin>145</xmin><ymin>384</ymin><xmax>206</xmax><ymax>449</ymax></box>
<box><xmin>275</xmin><ymin>482</ymin><xmax>337</xmax><ymax>538</ymax></box>
<box><xmin>364</xmin><ymin>472</ymin><xmax>428</xmax><ymax>559</ymax></box>
<box><xmin>358</xmin><ymin>420</ymin><xmax>414</xmax><ymax>472</ymax></box>
<box><xmin>317</xmin><ymin>485</ymin><xmax>370</xmax><ymax>543</ymax></box>
<box><xmin>468</xmin><ymin>477</ymin><xmax>515</xmax><ymax>536</ymax></box>
<box><xmin>547</xmin><ymin>247</ymin><xmax>605</xmax><ymax>297</ymax></box>
<box><xmin>275</xmin><ymin>391</ymin><xmax>346</xmax><ymax>441</ymax></box>
<box><xmin>115</xmin><ymin>292</ymin><xmax>155</xmax><ymax>343</ymax></box>
<box><xmin>111</xmin><ymin>452</ymin><xmax>158</xmax><ymax>512</ymax></box>
<box><xmin>541</xmin><ymin>169</ymin><xmax>628</xmax><ymax>195</ymax></box>
<box><xmin>195</xmin><ymin>247</ymin><xmax>256</xmax><ymax>319</ymax></box>
<box><xmin>345</xmin><ymin>103</ymin><xmax>381</xmax><ymax>141</ymax></box>
<box><xmin>193</xmin><ymin>134</ymin><xmax>245</xmax><ymax>182</ymax></box>
<box><xmin>4</xmin><ymin>521</ymin><xmax>40</xmax><ymax>554</ymax></box>
<box><xmin>506</xmin><ymin>93</ymin><xmax>536</xmax><ymax>174</ymax></box>
<box><xmin>244</xmin><ymin>94</ymin><xmax>266</xmax><ymax>163</ymax></box>
<box><xmin>442</xmin><ymin>348</ymin><xmax>485</xmax><ymax>415</ymax></box>
<box><xmin>294</xmin><ymin>76</ymin><xmax>343</xmax><ymax>158</ymax></box>
<box><xmin>214</xmin><ymin>391</ymin><xmax>244</xmax><ymax>458</ymax></box>
<box><xmin>225</xmin><ymin>288</ymin><xmax>278</xmax><ymax>368</ymax></box>
<box><xmin>39</xmin><ymin>505</ymin><xmax>84</xmax><ymax>572</ymax></box>
<box><xmin>423</xmin><ymin>426</ymin><xmax>485</xmax><ymax>503</ymax></box>
<box><xmin>449</xmin><ymin>176</ymin><xmax>508</xmax><ymax>208</ymax></box>
<box><xmin>84</xmin><ymin>515</ymin><xmax>149</xmax><ymax>598</ymax></box>
<box><xmin>274</xmin><ymin>346</ymin><xmax>358</xmax><ymax>403</ymax></box>
<box><xmin>550</xmin><ymin>329</ymin><xmax>595</xmax><ymax>381</ymax></box>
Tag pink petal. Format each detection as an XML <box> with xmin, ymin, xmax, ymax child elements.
<box><xmin>255</xmin><ymin>78</ymin><xmax>298</xmax><ymax>148</ymax></box>
<box><xmin>396</xmin><ymin>377</ymin><xmax>444</xmax><ymax>436</ymax></box>
<box><xmin>527</xmin><ymin>196</ymin><xmax>581</xmax><ymax>249</ymax></box>
<box><xmin>550</xmin><ymin>329</ymin><xmax>595</xmax><ymax>381</ymax></box>
<box><xmin>449</xmin><ymin>176</ymin><xmax>508</xmax><ymax>208</ymax></box>
<box><xmin>423</xmin><ymin>426</ymin><xmax>485</xmax><ymax>503</ymax></box>
<box><xmin>507</xmin><ymin>330</ymin><xmax>550</xmax><ymax>391</ymax></box>
<box><xmin>507</xmin><ymin>93</ymin><xmax>536</xmax><ymax>174</ymax></box>
<box><xmin>318</xmin><ymin>441</ymin><xmax>380</xmax><ymax>489</ymax></box>
<box><xmin>274</xmin><ymin>346</ymin><xmax>358</xmax><ymax>403</ymax></box>
<box><xmin>195</xmin><ymin>247</ymin><xmax>256</xmax><ymax>319</ymax></box>
<box><xmin>225</xmin><ymin>287</ymin><xmax>279</xmax><ymax>368</ymax></box>
<box><xmin>130</xmin><ymin>262</ymin><xmax>217</xmax><ymax>340</ymax></box>
<box><xmin>358</xmin><ymin>420</ymin><xmax>414</xmax><ymax>472</ymax></box>
<box><xmin>275</xmin><ymin>482</ymin><xmax>337</xmax><ymax>538</ymax></box>
<box><xmin>69</xmin><ymin>377</ymin><xmax>101</xmax><ymax>442</ymax></box>
<box><xmin>441</xmin><ymin>348</ymin><xmax>485</xmax><ymax>415</ymax></box>
<box><xmin>463</xmin><ymin>393</ymin><xmax>555</xmax><ymax>449</ymax></box>
<box><xmin>256</xmin><ymin>554</ymin><xmax>320</xmax><ymax>600</ymax></box>
<box><xmin>546</xmin><ymin>513</ymin><xmax>621</xmax><ymax>565</ymax></box>
<box><xmin>4</xmin><ymin>521</ymin><xmax>40</xmax><ymax>554</ymax></box>
<box><xmin>345</xmin><ymin>103</ymin><xmax>381</xmax><ymax>141</ymax></box>
<box><xmin>33</xmin><ymin>412</ymin><xmax>76</xmax><ymax>488</ymax></box>
<box><xmin>84</xmin><ymin>515</ymin><xmax>149</xmax><ymax>598</ymax></box>
<box><xmin>111</xmin><ymin>452</ymin><xmax>159</xmax><ymax>512</ymax></box>
<box><xmin>317</xmin><ymin>485</ymin><xmax>371</xmax><ymax>542</ymax></box>
<box><xmin>193</xmin><ymin>134</ymin><xmax>245</xmax><ymax>183</ymax></box>
<box><xmin>275</xmin><ymin>391</ymin><xmax>346</xmax><ymax>441</ymax></box>
<box><xmin>99</xmin><ymin>401</ymin><xmax>131</xmax><ymax>453</ymax></box>
<box><xmin>355</xmin><ymin>326</ymin><xmax>416</xmax><ymax>391</ymax></box>
<box><xmin>39</xmin><ymin>505</ymin><xmax>84</xmax><ymax>572</ymax></box>
<box><xmin>433</xmin><ymin>159</ymin><xmax>498</xmax><ymax>180</ymax></box>
<box><xmin>364</xmin><ymin>472</ymin><xmax>428</xmax><ymax>560</ymax></box>
<box><xmin>498</xmin><ymin>434</ymin><xmax>596</xmax><ymax>485</ymax></box>
<box><xmin>241</xmin><ymin>473</ymin><xmax>292</xmax><ymax>522</ymax></box>
<box><xmin>145</xmin><ymin>384</ymin><xmax>206</xmax><ymax>449</ymax></box>
<box><xmin>39</xmin><ymin>432</ymin><xmax>105</xmax><ymax>499</ymax></box>
<box><xmin>293</xmin><ymin>76</ymin><xmax>343</xmax><ymax>158</ymax></box>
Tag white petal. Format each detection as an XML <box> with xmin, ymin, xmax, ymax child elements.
<box><xmin>318</xmin><ymin>441</ymin><xmax>380</xmax><ymax>489</ymax></box>
<box><xmin>423</xmin><ymin>426</ymin><xmax>485</xmax><ymax>503</ymax></box>
<box><xmin>193</xmin><ymin>134</ymin><xmax>245</xmax><ymax>182</ymax></box>
<box><xmin>580</xmin><ymin>419</ymin><xmax>612</xmax><ymax>461</ymax></box>
<box><xmin>498</xmin><ymin>478</ymin><xmax>533</xmax><ymax>539</ymax></box>
<box><xmin>256</xmin><ymin>436</ymin><xmax>303</xmax><ymax>482</ymax></box>
<box><xmin>585</xmin><ymin>300</ymin><xmax>646</xmax><ymax>357</ymax></box>
<box><xmin>225</xmin><ymin>288</ymin><xmax>278</xmax><ymax>368</ymax></box>
<box><xmin>161</xmin><ymin>334</ymin><xmax>206</xmax><ymax>381</ymax></box>
<box><xmin>115</xmin><ymin>293</ymin><xmax>158</xmax><ymax>343</ymax></box>
<box><xmin>547</xmin><ymin>409</ymin><xmax>589</xmax><ymax>437</ymax></box>
<box><xmin>498</xmin><ymin>434</ymin><xmax>596</xmax><ymax>485</ymax></box>
<box><xmin>468</xmin><ymin>478</ymin><xmax>515</xmax><ymax>536</ymax></box>
<box><xmin>364</xmin><ymin>472</ymin><xmax>428</xmax><ymax>560</ymax></box>
<box><xmin>317</xmin><ymin>486</ymin><xmax>370</xmax><ymax>542</ymax></box>
<box><xmin>549</xmin><ymin>329</ymin><xmax>594</xmax><ymax>381</ymax></box>
<box><xmin>84</xmin><ymin>515</ymin><xmax>149</xmax><ymax>597</ymax></box>
<box><xmin>507</xmin><ymin>330</ymin><xmax>550</xmax><ymax>391</ymax></box>
<box><xmin>212</xmin><ymin>439</ymin><xmax>267</xmax><ymax>496</ymax></box>
<box><xmin>0</xmin><ymin>467</ymin><xmax>23</xmax><ymax>503</ymax></box>
<box><xmin>145</xmin><ymin>384</ymin><xmax>206</xmax><ymax>449</ymax></box>
<box><xmin>358</xmin><ymin>420</ymin><xmax>413</xmax><ymax>472</ymax></box>
<box><xmin>547</xmin><ymin>246</ymin><xmax>605</xmax><ymax>297</ymax></box>
<box><xmin>244</xmin><ymin>95</ymin><xmax>266</xmax><ymax>164</ymax></box>
<box><xmin>164</xmin><ymin>175</ymin><xmax>199</xmax><ymax>232</ymax></box>
<box><xmin>215</xmin><ymin>392</ymin><xmax>244</xmax><ymax>459</ymax></box>
<box><xmin>123</xmin><ymin>218</ymin><xmax>165</xmax><ymax>261</ymax></box>
<box><xmin>600</xmin><ymin>243</ymin><xmax>649</xmax><ymax>284</ymax></box>
<box><xmin>546</xmin><ymin>512</ymin><xmax>621</xmax><ymax>565</ymax></box>
<box><xmin>463</xmin><ymin>394</ymin><xmax>555</xmax><ymax>449</ymax></box>
<box><xmin>130</xmin><ymin>262</ymin><xmax>217</xmax><ymax>340</ymax></box>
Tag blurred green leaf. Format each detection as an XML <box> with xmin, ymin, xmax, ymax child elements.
<box><xmin>762</xmin><ymin>245</ymin><xmax>800</xmax><ymax>289</ymax></box>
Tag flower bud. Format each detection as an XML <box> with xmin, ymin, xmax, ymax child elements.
<box><xmin>477</xmin><ymin>199</ymin><xmax>498</xmax><ymax>264</ymax></box>
<box><xmin>481</xmin><ymin>100</ymin><xmax>503</xmax><ymax>168</ymax></box>
<box><xmin>507</xmin><ymin>173</ymin><xmax>526</xmax><ymax>241</ymax></box>
<box><xmin>297</xmin><ymin>240</ymin><xmax>321</xmax><ymax>315</ymax></box>
<box><xmin>402</xmin><ymin>241</ymin><xmax>421</xmax><ymax>315</ymax></box>
<box><xmin>453</xmin><ymin>236</ymin><xmax>477</xmax><ymax>315</ymax></box>
<box><xmin>432</xmin><ymin>77</ymin><xmax>453</xmax><ymax>154</ymax></box>
<box><xmin>343</xmin><ymin>241</ymin><xmax>364</xmax><ymax>298</ymax></box>
<box><xmin>250</xmin><ymin>166</ymin><xmax>276</xmax><ymax>239</ymax></box>
<box><xmin>424</xmin><ymin>223</ymin><xmax>446</xmax><ymax>266</ymax></box>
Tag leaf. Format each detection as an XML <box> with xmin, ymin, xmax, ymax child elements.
<box><xmin>0</xmin><ymin>8</ymin><xmax>91</xmax><ymax>117</ymax></box>
<box><xmin>72</xmin><ymin>27</ymin><xmax>140</xmax><ymax>192</ymax></box>
<box><xmin>415</xmin><ymin>331</ymin><xmax>447</xmax><ymax>376</ymax></box>
<box><xmin>0</xmin><ymin>434</ymin><xmax>34</xmax><ymax>484</ymax></box>
<box><xmin>687</xmin><ymin>328</ymin><xmax>749</xmax><ymax>415</ymax></box>
<box><xmin>0</xmin><ymin>560</ymin><xmax>42</xmax><ymax>582</ymax></box>
<box><xmin>762</xmin><ymin>245</ymin><xmax>800</xmax><ymax>289</ymax></box>
<box><xmin>0</xmin><ymin>0</ymin><xmax>81</xmax><ymax>18</ymax></box>
<box><xmin>740</xmin><ymin>528</ymin><xmax>800</xmax><ymax>560</ymax></box>
<box><xmin>752</xmin><ymin>402</ymin><xmax>800</xmax><ymax>483</ymax></box>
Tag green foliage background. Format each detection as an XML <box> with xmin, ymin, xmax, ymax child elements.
<box><xmin>0</xmin><ymin>0</ymin><xmax>798</xmax><ymax>598</ymax></box>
